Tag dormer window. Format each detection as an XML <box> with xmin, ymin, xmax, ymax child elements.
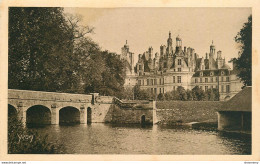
<box><xmin>200</xmin><ymin>72</ymin><xmax>203</xmax><ymax>77</ymax></box>
<box><xmin>178</xmin><ymin>59</ymin><xmax>182</xmax><ymax>65</ymax></box>
<box><xmin>221</xmin><ymin>71</ymin><xmax>225</xmax><ymax>76</ymax></box>
<box><xmin>210</xmin><ymin>72</ymin><xmax>214</xmax><ymax>76</ymax></box>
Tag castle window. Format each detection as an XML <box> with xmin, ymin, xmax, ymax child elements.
<box><xmin>154</xmin><ymin>88</ymin><xmax>157</xmax><ymax>94</ymax></box>
<box><xmin>163</xmin><ymin>88</ymin><xmax>164</xmax><ymax>94</ymax></box>
<box><xmin>160</xmin><ymin>88</ymin><xmax>161</xmax><ymax>93</ymax></box>
<box><xmin>162</xmin><ymin>78</ymin><xmax>164</xmax><ymax>84</ymax></box>
<box><xmin>138</xmin><ymin>80</ymin><xmax>141</xmax><ymax>85</ymax></box>
<box><xmin>221</xmin><ymin>71</ymin><xmax>225</xmax><ymax>75</ymax></box>
<box><xmin>200</xmin><ymin>78</ymin><xmax>202</xmax><ymax>83</ymax></box>
<box><xmin>173</xmin><ymin>76</ymin><xmax>175</xmax><ymax>83</ymax></box>
<box><xmin>205</xmin><ymin>78</ymin><xmax>208</xmax><ymax>83</ymax></box>
<box><xmin>221</xmin><ymin>85</ymin><xmax>224</xmax><ymax>92</ymax></box>
<box><xmin>177</xmin><ymin>76</ymin><xmax>181</xmax><ymax>83</ymax></box>
<box><xmin>226</xmin><ymin>85</ymin><xmax>230</xmax><ymax>93</ymax></box>
<box><xmin>139</xmin><ymin>65</ymin><xmax>142</xmax><ymax>70</ymax></box>
<box><xmin>226</xmin><ymin>77</ymin><xmax>230</xmax><ymax>82</ymax></box>
<box><xmin>147</xmin><ymin>79</ymin><xmax>149</xmax><ymax>85</ymax></box>
<box><xmin>139</xmin><ymin>72</ymin><xmax>142</xmax><ymax>76</ymax></box>
<box><xmin>159</xmin><ymin>78</ymin><xmax>161</xmax><ymax>85</ymax></box>
<box><xmin>211</xmin><ymin>77</ymin><xmax>213</xmax><ymax>83</ymax></box>
<box><xmin>210</xmin><ymin>72</ymin><xmax>214</xmax><ymax>76</ymax></box>
<box><xmin>173</xmin><ymin>86</ymin><xmax>176</xmax><ymax>90</ymax></box>
<box><xmin>178</xmin><ymin>59</ymin><xmax>182</xmax><ymax>65</ymax></box>
<box><xmin>200</xmin><ymin>72</ymin><xmax>203</xmax><ymax>76</ymax></box>
<box><xmin>178</xmin><ymin>68</ymin><xmax>181</xmax><ymax>72</ymax></box>
<box><xmin>143</xmin><ymin>80</ymin><xmax>144</xmax><ymax>85</ymax></box>
<box><xmin>195</xmin><ymin>78</ymin><xmax>197</xmax><ymax>83</ymax></box>
<box><xmin>216</xmin><ymin>77</ymin><xmax>218</xmax><ymax>82</ymax></box>
<box><xmin>151</xmin><ymin>79</ymin><xmax>154</xmax><ymax>85</ymax></box>
<box><xmin>151</xmin><ymin>88</ymin><xmax>153</xmax><ymax>94</ymax></box>
<box><xmin>205</xmin><ymin>86</ymin><xmax>208</xmax><ymax>91</ymax></box>
<box><xmin>154</xmin><ymin>79</ymin><xmax>157</xmax><ymax>85</ymax></box>
<box><xmin>221</xmin><ymin>76</ymin><xmax>224</xmax><ymax>82</ymax></box>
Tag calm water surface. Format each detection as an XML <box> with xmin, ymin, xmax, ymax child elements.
<box><xmin>28</xmin><ymin>123</ymin><xmax>251</xmax><ymax>154</ymax></box>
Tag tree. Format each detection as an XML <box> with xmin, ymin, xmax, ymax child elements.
<box><xmin>186</xmin><ymin>89</ymin><xmax>193</xmax><ymax>101</ymax></box>
<box><xmin>132</xmin><ymin>84</ymin><xmax>152</xmax><ymax>100</ymax></box>
<box><xmin>234</xmin><ymin>15</ymin><xmax>252</xmax><ymax>87</ymax></box>
<box><xmin>83</xmin><ymin>51</ymin><xmax>126</xmax><ymax>96</ymax></box>
<box><xmin>177</xmin><ymin>86</ymin><xmax>187</xmax><ymax>101</ymax></box>
<box><xmin>8</xmin><ymin>8</ymin><xmax>81</xmax><ymax>92</ymax></box>
<box><xmin>157</xmin><ymin>93</ymin><xmax>165</xmax><ymax>101</ymax></box>
<box><xmin>192</xmin><ymin>86</ymin><xmax>206</xmax><ymax>101</ymax></box>
<box><xmin>8</xmin><ymin>7</ymin><xmax>126</xmax><ymax>97</ymax></box>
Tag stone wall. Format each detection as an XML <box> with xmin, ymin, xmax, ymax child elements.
<box><xmin>90</xmin><ymin>103</ymin><xmax>114</xmax><ymax>123</ymax></box>
<box><xmin>156</xmin><ymin>101</ymin><xmax>223</xmax><ymax>124</ymax></box>
<box><xmin>110</xmin><ymin>98</ymin><xmax>153</xmax><ymax>124</ymax></box>
<box><xmin>111</xmin><ymin>104</ymin><xmax>153</xmax><ymax>124</ymax></box>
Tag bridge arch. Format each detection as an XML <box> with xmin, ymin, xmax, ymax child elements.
<box><xmin>59</xmin><ymin>106</ymin><xmax>80</xmax><ymax>125</ymax></box>
<box><xmin>8</xmin><ymin>104</ymin><xmax>17</xmax><ymax>119</ymax></box>
<box><xmin>26</xmin><ymin>105</ymin><xmax>51</xmax><ymax>125</ymax></box>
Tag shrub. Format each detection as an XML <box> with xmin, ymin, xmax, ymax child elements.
<box><xmin>8</xmin><ymin>113</ymin><xmax>64</xmax><ymax>154</ymax></box>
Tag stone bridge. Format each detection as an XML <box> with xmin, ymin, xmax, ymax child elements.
<box><xmin>8</xmin><ymin>89</ymin><xmax>114</xmax><ymax>125</ymax></box>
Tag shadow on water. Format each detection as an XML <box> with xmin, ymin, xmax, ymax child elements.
<box><xmin>106</xmin><ymin>123</ymin><xmax>153</xmax><ymax>129</ymax></box>
<box><xmin>217</xmin><ymin>131</ymin><xmax>252</xmax><ymax>155</ymax></box>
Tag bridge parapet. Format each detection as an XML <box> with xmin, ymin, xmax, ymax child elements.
<box><xmin>113</xmin><ymin>97</ymin><xmax>153</xmax><ymax>110</ymax></box>
<box><xmin>8</xmin><ymin>89</ymin><xmax>93</xmax><ymax>103</ymax></box>
<box><xmin>95</xmin><ymin>96</ymin><xmax>114</xmax><ymax>104</ymax></box>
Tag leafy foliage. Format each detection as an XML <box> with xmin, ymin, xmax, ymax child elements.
<box><xmin>234</xmin><ymin>15</ymin><xmax>252</xmax><ymax>87</ymax></box>
<box><xmin>83</xmin><ymin>51</ymin><xmax>126</xmax><ymax>96</ymax></box>
<box><xmin>8</xmin><ymin>7</ymin><xmax>126</xmax><ymax>97</ymax></box>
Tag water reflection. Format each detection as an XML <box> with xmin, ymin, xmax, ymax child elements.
<box><xmin>27</xmin><ymin>123</ymin><xmax>251</xmax><ymax>154</ymax></box>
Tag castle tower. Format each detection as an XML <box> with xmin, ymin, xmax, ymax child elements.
<box><xmin>176</xmin><ymin>35</ymin><xmax>182</xmax><ymax>52</ymax></box>
<box><xmin>167</xmin><ymin>31</ymin><xmax>173</xmax><ymax>55</ymax></box>
<box><xmin>200</xmin><ymin>57</ymin><xmax>205</xmax><ymax>70</ymax></box>
<box><xmin>217</xmin><ymin>50</ymin><xmax>222</xmax><ymax>59</ymax></box>
<box><xmin>209</xmin><ymin>40</ymin><xmax>216</xmax><ymax>70</ymax></box>
<box><xmin>160</xmin><ymin>45</ymin><xmax>166</xmax><ymax>57</ymax></box>
<box><xmin>209</xmin><ymin>40</ymin><xmax>216</xmax><ymax>59</ymax></box>
<box><xmin>121</xmin><ymin>40</ymin><xmax>134</xmax><ymax>74</ymax></box>
<box><xmin>148</xmin><ymin>47</ymin><xmax>153</xmax><ymax>59</ymax></box>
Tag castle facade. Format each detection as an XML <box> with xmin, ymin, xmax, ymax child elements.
<box><xmin>121</xmin><ymin>32</ymin><xmax>243</xmax><ymax>101</ymax></box>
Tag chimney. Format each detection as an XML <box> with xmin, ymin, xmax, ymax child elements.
<box><xmin>184</xmin><ymin>46</ymin><xmax>186</xmax><ymax>53</ymax></box>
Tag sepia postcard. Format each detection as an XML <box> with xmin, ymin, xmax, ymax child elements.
<box><xmin>0</xmin><ymin>0</ymin><xmax>260</xmax><ymax>162</ymax></box>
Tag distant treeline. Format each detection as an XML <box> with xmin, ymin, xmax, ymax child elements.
<box><xmin>122</xmin><ymin>85</ymin><xmax>219</xmax><ymax>101</ymax></box>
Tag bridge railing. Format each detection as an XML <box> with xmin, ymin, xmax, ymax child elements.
<box><xmin>8</xmin><ymin>89</ymin><xmax>93</xmax><ymax>103</ymax></box>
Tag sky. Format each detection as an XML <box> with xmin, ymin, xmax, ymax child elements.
<box><xmin>65</xmin><ymin>8</ymin><xmax>251</xmax><ymax>65</ymax></box>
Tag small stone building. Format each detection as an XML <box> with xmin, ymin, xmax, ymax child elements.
<box><xmin>217</xmin><ymin>86</ymin><xmax>252</xmax><ymax>132</ymax></box>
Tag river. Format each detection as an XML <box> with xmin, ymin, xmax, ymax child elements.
<box><xmin>28</xmin><ymin>123</ymin><xmax>251</xmax><ymax>154</ymax></box>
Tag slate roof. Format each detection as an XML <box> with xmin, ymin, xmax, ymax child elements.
<box><xmin>219</xmin><ymin>87</ymin><xmax>252</xmax><ymax>112</ymax></box>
